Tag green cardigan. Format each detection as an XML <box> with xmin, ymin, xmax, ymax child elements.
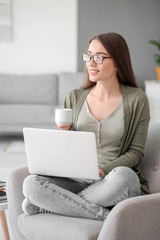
<box><xmin>64</xmin><ymin>84</ymin><xmax>150</xmax><ymax>194</ymax></box>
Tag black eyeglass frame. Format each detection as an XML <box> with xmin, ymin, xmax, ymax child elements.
<box><xmin>81</xmin><ymin>53</ymin><xmax>112</xmax><ymax>64</ymax></box>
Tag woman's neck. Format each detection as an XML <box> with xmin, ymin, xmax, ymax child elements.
<box><xmin>91</xmin><ymin>79</ymin><xmax>121</xmax><ymax>100</ymax></box>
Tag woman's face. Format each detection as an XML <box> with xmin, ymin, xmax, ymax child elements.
<box><xmin>86</xmin><ymin>39</ymin><xmax>118</xmax><ymax>84</ymax></box>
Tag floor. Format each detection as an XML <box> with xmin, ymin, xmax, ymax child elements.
<box><xmin>0</xmin><ymin>135</ymin><xmax>27</xmax><ymax>240</ymax></box>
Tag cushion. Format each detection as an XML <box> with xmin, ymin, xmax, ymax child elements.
<box><xmin>0</xmin><ymin>124</ymin><xmax>57</xmax><ymax>135</ymax></box>
<box><xmin>0</xmin><ymin>104</ymin><xmax>55</xmax><ymax>124</ymax></box>
<box><xmin>58</xmin><ymin>72</ymin><xmax>84</xmax><ymax>106</ymax></box>
<box><xmin>0</xmin><ymin>74</ymin><xmax>58</xmax><ymax>104</ymax></box>
<box><xmin>18</xmin><ymin>213</ymin><xmax>103</xmax><ymax>240</ymax></box>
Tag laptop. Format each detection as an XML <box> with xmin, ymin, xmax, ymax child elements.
<box><xmin>23</xmin><ymin>128</ymin><xmax>99</xmax><ymax>180</ymax></box>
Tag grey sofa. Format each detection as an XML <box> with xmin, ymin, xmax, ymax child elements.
<box><xmin>6</xmin><ymin>122</ymin><xmax>160</xmax><ymax>240</ymax></box>
<box><xmin>0</xmin><ymin>72</ymin><xmax>84</xmax><ymax>135</ymax></box>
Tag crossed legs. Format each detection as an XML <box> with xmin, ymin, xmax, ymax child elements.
<box><xmin>23</xmin><ymin>166</ymin><xmax>141</xmax><ymax>221</ymax></box>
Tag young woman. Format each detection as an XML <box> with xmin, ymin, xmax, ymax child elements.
<box><xmin>22</xmin><ymin>32</ymin><xmax>150</xmax><ymax>221</ymax></box>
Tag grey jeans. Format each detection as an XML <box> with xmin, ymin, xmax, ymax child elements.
<box><xmin>23</xmin><ymin>166</ymin><xmax>141</xmax><ymax>221</ymax></box>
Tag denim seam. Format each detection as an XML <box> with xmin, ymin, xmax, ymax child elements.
<box><xmin>106</xmin><ymin>193</ymin><xmax>128</xmax><ymax>206</ymax></box>
<box><xmin>51</xmin><ymin>189</ymin><xmax>103</xmax><ymax>220</ymax></box>
<box><xmin>35</xmin><ymin>177</ymin><xmax>103</xmax><ymax>221</ymax></box>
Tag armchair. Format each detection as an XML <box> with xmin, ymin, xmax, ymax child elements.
<box><xmin>7</xmin><ymin>122</ymin><xmax>160</xmax><ymax>240</ymax></box>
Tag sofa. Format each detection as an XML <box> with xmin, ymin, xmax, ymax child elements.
<box><xmin>6</xmin><ymin>122</ymin><xmax>160</xmax><ymax>240</ymax></box>
<box><xmin>0</xmin><ymin>72</ymin><xmax>84</xmax><ymax>135</ymax></box>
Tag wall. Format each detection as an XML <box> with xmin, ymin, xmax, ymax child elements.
<box><xmin>78</xmin><ymin>0</ymin><xmax>160</xmax><ymax>88</ymax></box>
<box><xmin>0</xmin><ymin>0</ymin><xmax>77</xmax><ymax>74</ymax></box>
<box><xmin>0</xmin><ymin>0</ymin><xmax>160</xmax><ymax>84</ymax></box>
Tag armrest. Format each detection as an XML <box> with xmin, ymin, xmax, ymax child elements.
<box><xmin>6</xmin><ymin>166</ymin><xmax>29</xmax><ymax>240</ymax></box>
<box><xmin>98</xmin><ymin>193</ymin><xmax>160</xmax><ymax>240</ymax></box>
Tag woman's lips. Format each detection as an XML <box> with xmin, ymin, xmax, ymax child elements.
<box><xmin>89</xmin><ymin>69</ymin><xmax>99</xmax><ymax>75</ymax></box>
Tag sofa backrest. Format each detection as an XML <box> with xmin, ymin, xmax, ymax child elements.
<box><xmin>58</xmin><ymin>72</ymin><xmax>84</xmax><ymax>106</ymax></box>
<box><xmin>0</xmin><ymin>74</ymin><xmax>57</xmax><ymax>105</ymax></box>
<box><xmin>140</xmin><ymin>122</ymin><xmax>160</xmax><ymax>194</ymax></box>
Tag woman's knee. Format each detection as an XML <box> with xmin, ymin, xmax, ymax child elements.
<box><xmin>23</xmin><ymin>175</ymin><xmax>39</xmax><ymax>198</ymax></box>
<box><xmin>106</xmin><ymin>166</ymin><xmax>141</xmax><ymax>195</ymax></box>
<box><xmin>108</xmin><ymin>166</ymin><xmax>137</xmax><ymax>179</ymax></box>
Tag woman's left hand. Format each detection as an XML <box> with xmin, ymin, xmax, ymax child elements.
<box><xmin>99</xmin><ymin>168</ymin><xmax>105</xmax><ymax>178</ymax></box>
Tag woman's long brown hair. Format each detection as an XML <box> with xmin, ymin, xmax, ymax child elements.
<box><xmin>82</xmin><ymin>32</ymin><xmax>138</xmax><ymax>88</ymax></box>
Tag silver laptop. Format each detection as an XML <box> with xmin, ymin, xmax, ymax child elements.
<box><xmin>23</xmin><ymin>128</ymin><xmax>99</xmax><ymax>179</ymax></box>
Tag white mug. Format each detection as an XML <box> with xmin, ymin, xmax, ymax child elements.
<box><xmin>55</xmin><ymin>108</ymin><xmax>72</xmax><ymax>126</ymax></box>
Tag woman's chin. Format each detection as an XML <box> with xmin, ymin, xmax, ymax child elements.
<box><xmin>89</xmin><ymin>75</ymin><xmax>98</xmax><ymax>83</ymax></box>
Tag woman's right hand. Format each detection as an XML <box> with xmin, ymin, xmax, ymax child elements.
<box><xmin>99</xmin><ymin>168</ymin><xmax>105</xmax><ymax>178</ymax></box>
<box><xmin>56</xmin><ymin>123</ymin><xmax>72</xmax><ymax>130</ymax></box>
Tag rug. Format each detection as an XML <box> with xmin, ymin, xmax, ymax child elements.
<box><xmin>5</xmin><ymin>141</ymin><xmax>25</xmax><ymax>153</ymax></box>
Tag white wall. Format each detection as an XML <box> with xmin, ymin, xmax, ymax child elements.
<box><xmin>0</xmin><ymin>0</ymin><xmax>77</xmax><ymax>74</ymax></box>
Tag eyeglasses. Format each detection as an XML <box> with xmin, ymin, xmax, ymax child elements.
<box><xmin>81</xmin><ymin>53</ymin><xmax>112</xmax><ymax>64</ymax></box>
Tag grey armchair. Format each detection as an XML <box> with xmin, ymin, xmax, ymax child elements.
<box><xmin>7</xmin><ymin>122</ymin><xmax>160</xmax><ymax>240</ymax></box>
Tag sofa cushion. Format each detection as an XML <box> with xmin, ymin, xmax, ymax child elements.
<box><xmin>0</xmin><ymin>124</ymin><xmax>57</xmax><ymax>135</ymax></box>
<box><xmin>0</xmin><ymin>104</ymin><xmax>55</xmax><ymax>125</ymax></box>
<box><xmin>58</xmin><ymin>72</ymin><xmax>84</xmax><ymax>106</ymax></box>
<box><xmin>18</xmin><ymin>213</ymin><xmax>103</xmax><ymax>240</ymax></box>
<box><xmin>0</xmin><ymin>74</ymin><xmax>57</xmax><ymax>104</ymax></box>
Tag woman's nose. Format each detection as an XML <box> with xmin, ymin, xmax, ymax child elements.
<box><xmin>87</xmin><ymin>56</ymin><xmax>96</xmax><ymax>66</ymax></box>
